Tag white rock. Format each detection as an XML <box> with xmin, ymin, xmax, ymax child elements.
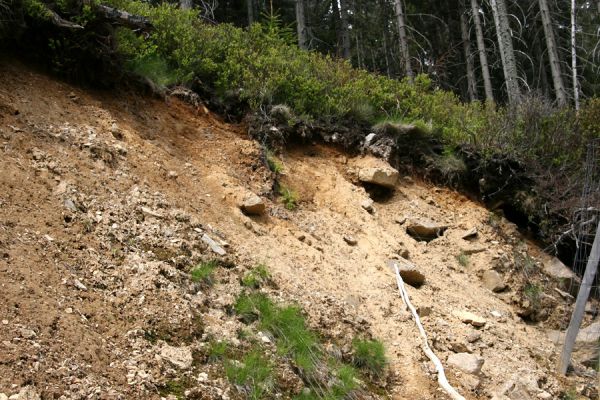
<box><xmin>542</xmin><ymin>257</ymin><xmax>580</xmax><ymax>294</ymax></box>
<box><xmin>197</xmin><ymin>372</ymin><xmax>208</xmax><ymax>382</ymax></box>
<box><xmin>455</xmin><ymin>310</ymin><xmax>486</xmax><ymax>327</ymax></box>
<box><xmin>406</xmin><ymin>219</ymin><xmax>448</xmax><ymax>241</ymax></box>
<box><xmin>358</xmin><ymin>166</ymin><xmax>399</xmax><ymax>188</ymax></box>
<box><xmin>361</xmin><ymin>199</ymin><xmax>374</xmax><ymax>213</ymax></box>
<box><xmin>447</xmin><ymin>353</ymin><xmax>484</xmax><ymax>375</ymax></box>
<box><xmin>202</xmin><ymin>234</ymin><xmax>227</xmax><ymax>256</ymax></box>
<box><xmin>19</xmin><ymin>328</ymin><xmax>36</xmax><ymax>339</ymax></box>
<box><xmin>160</xmin><ymin>344</ymin><xmax>193</xmax><ymax>369</ymax></box>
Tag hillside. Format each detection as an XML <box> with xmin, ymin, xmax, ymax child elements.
<box><xmin>0</xmin><ymin>60</ymin><xmax>598</xmax><ymax>400</ymax></box>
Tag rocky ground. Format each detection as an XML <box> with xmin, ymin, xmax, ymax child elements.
<box><xmin>0</xmin><ymin>60</ymin><xmax>598</xmax><ymax>400</ymax></box>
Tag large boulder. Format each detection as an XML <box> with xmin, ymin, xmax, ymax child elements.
<box><xmin>447</xmin><ymin>353</ymin><xmax>484</xmax><ymax>375</ymax></box>
<box><xmin>406</xmin><ymin>219</ymin><xmax>448</xmax><ymax>241</ymax></box>
<box><xmin>482</xmin><ymin>270</ymin><xmax>506</xmax><ymax>292</ymax></box>
<box><xmin>542</xmin><ymin>257</ymin><xmax>580</xmax><ymax>295</ymax></box>
<box><xmin>241</xmin><ymin>193</ymin><xmax>266</xmax><ymax>215</ymax></box>
<box><xmin>548</xmin><ymin>321</ymin><xmax>600</xmax><ymax>367</ymax></box>
<box><xmin>358</xmin><ymin>166</ymin><xmax>399</xmax><ymax>189</ymax></box>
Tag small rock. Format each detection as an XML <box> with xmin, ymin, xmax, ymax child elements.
<box><xmin>462</xmin><ymin>228</ymin><xmax>478</xmax><ymax>240</ymax></box>
<box><xmin>447</xmin><ymin>353</ymin><xmax>484</xmax><ymax>375</ymax></box>
<box><xmin>343</xmin><ymin>235</ymin><xmax>357</xmax><ymax>246</ymax></box>
<box><xmin>197</xmin><ymin>372</ymin><xmax>208</xmax><ymax>382</ymax></box>
<box><xmin>455</xmin><ymin>310</ymin><xmax>486</xmax><ymax>327</ymax></box>
<box><xmin>0</xmin><ymin>393</ymin><xmax>7</xmax><ymax>400</ymax></box>
<box><xmin>167</xmin><ymin>170</ymin><xmax>178</xmax><ymax>179</ymax></box>
<box><xmin>387</xmin><ymin>259</ymin><xmax>425</xmax><ymax>287</ymax></box>
<box><xmin>202</xmin><ymin>234</ymin><xmax>227</xmax><ymax>256</ymax></box>
<box><xmin>358</xmin><ymin>166</ymin><xmax>399</xmax><ymax>188</ymax></box>
<box><xmin>1</xmin><ymin>320</ymin><xmax>8</xmax><ymax>325</ymax></box>
<box><xmin>425</xmin><ymin>196</ymin><xmax>436</xmax><ymax>205</ymax></box>
<box><xmin>241</xmin><ymin>193</ymin><xmax>266</xmax><ymax>215</ymax></box>
<box><xmin>451</xmin><ymin>342</ymin><xmax>470</xmax><ymax>353</ymax></box>
<box><xmin>406</xmin><ymin>219</ymin><xmax>448</xmax><ymax>241</ymax></box>
<box><xmin>417</xmin><ymin>306</ymin><xmax>432</xmax><ymax>317</ymax></box>
<box><xmin>8</xmin><ymin>386</ymin><xmax>40</xmax><ymax>400</ymax></box>
<box><xmin>140</xmin><ymin>207</ymin><xmax>164</xmax><ymax>219</ymax></box>
<box><xmin>554</xmin><ymin>288</ymin><xmax>574</xmax><ymax>300</ymax></box>
<box><xmin>31</xmin><ymin>148</ymin><xmax>44</xmax><ymax>161</ymax></box>
<box><xmin>466</xmin><ymin>332</ymin><xmax>481</xmax><ymax>343</ymax></box>
<box><xmin>19</xmin><ymin>328</ymin><xmax>36</xmax><ymax>339</ymax></box>
<box><xmin>73</xmin><ymin>279</ymin><xmax>87</xmax><ymax>291</ymax></box>
<box><xmin>63</xmin><ymin>199</ymin><xmax>78</xmax><ymax>212</ymax></box>
<box><xmin>537</xmin><ymin>391</ymin><xmax>552</xmax><ymax>399</ymax></box>
<box><xmin>490</xmin><ymin>310</ymin><xmax>502</xmax><ymax>318</ymax></box>
<box><xmin>395</xmin><ymin>216</ymin><xmax>407</xmax><ymax>225</ymax></box>
<box><xmin>482</xmin><ymin>270</ymin><xmax>506</xmax><ymax>292</ymax></box>
<box><xmin>160</xmin><ymin>344</ymin><xmax>193</xmax><ymax>369</ymax></box>
<box><xmin>361</xmin><ymin>199</ymin><xmax>374</xmax><ymax>213</ymax></box>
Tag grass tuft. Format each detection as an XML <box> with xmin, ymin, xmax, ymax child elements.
<box><xmin>456</xmin><ymin>252</ymin><xmax>470</xmax><ymax>267</ymax></box>
<box><xmin>352</xmin><ymin>339</ymin><xmax>387</xmax><ymax>375</ymax></box>
<box><xmin>190</xmin><ymin>260</ymin><xmax>218</xmax><ymax>285</ymax></box>
<box><xmin>241</xmin><ymin>263</ymin><xmax>271</xmax><ymax>289</ymax></box>
<box><xmin>279</xmin><ymin>184</ymin><xmax>298</xmax><ymax>210</ymax></box>
<box><xmin>225</xmin><ymin>348</ymin><xmax>273</xmax><ymax>400</ymax></box>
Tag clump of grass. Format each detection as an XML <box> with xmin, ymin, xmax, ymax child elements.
<box><xmin>279</xmin><ymin>184</ymin><xmax>298</xmax><ymax>210</ymax></box>
<box><xmin>456</xmin><ymin>252</ymin><xmax>470</xmax><ymax>267</ymax></box>
<box><xmin>207</xmin><ymin>340</ymin><xmax>228</xmax><ymax>362</ymax></box>
<box><xmin>266</xmin><ymin>149</ymin><xmax>284</xmax><ymax>174</ymax></box>
<box><xmin>241</xmin><ymin>263</ymin><xmax>271</xmax><ymax>289</ymax></box>
<box><xmin>159</xmin><ymin>379</ymin><xmax>187</xmax><ymax>399</ymax></box>
<box><xmin>352</xmin><ymin>339</ymin><xmax>387</xmax><ymax>375</ymax></box>
<box><xmin>190</xmin><ymin>260</ymin><xmax>218</xmax><ymax>285</ymax></box>
<box><xmin>524</xmin><ymin>282</ymin><xmax>543</xmax><ymax>309</ymax></box>
<box><xmin>225</xmin><ymin>348</ymin><xmax>273</xmax><ymax>400</ymax></box>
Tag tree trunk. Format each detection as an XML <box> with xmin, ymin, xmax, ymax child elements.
<box><xmin>247</xmin><ymin>0</ymin><xmax>254</xmax><ymax>26</ymax></box>
<box><xmin>470</xmin><ymin>0</ymin><xmax>494</xmax><ymax>102</ymax></box>
<box><xmin>460</xmin><ymin>9</ymin><xmax>478</xmax><ymax>101</ymax></box>
<box><xmin>295</xmin><ymin>0</ymin><xmax>308</xmax><ymax>49</ymax></box>
<box><xmin>339</xmin><ymin>0</ymin><xmax>352</xmax><ymax>59</ymax></box>
<box><xmin>393</xmin><ymin>0</ymin><xmax>413</xmax><ymax>79</ymax></box>
<box><xmin>490</xmin><ymin>0</ymin><xmax>520</xmax><ymax>104</ymax></box>
<box><xmin>383</xmin><ymin>32</ymin><xmax>391</xmax><ymax>77</ymax></box>
<box><xmin>571</xmin><ymin>0</ymin><xmax>580</xmax><ymax>110</ymax></box>
<box><xmin>179</xmin><ymin>0</ymin><xmax>192</xmax><ymax>10</ymax></box>
<box><xmin>539</xmin><ymin>0</ymin><xmax>567</xmax><ymax>106</ymax></box>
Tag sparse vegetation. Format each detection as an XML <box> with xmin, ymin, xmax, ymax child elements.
<box><xmin>524</xmin><ymin>282</ymin><xmax>543</xmax><ymax>309</ymax></box>
<box><xmin>279</xmin><ymin>184</ymin><xmax>298</xmax><ymax>210</ymax></box>
<box><xmin>352</xmin><ymin>338</ymin><xmax>387</xmax><ymax>375</ymax></box>
<box><xmin>190</xmin><ymin>260</ymin><xmax>218</xmax><ymax>285</ymax></box>
<box><xmin>207</xmin><ymin>340</ymin><xmax>228</xmax><ymax>362</ymax></box>
<box><xmin>266</xmin><ymin>149</ymin><xmax>284</xmax><ymax>174</ymax></box>
<box><xmin>225</xmin><ymin>348</ymin><xmax>274</xmax><ymax>400</ymax></box>
<box><xmin>241</xmin><ymin>263</ymin><xmax>271</xmax><ymax>289</ymax></box>
<box><xmin>456</xmin><ymin>252</ymin><xmax>470</xmax><ymax>267</ymax></box>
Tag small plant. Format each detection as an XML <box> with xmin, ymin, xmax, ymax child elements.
<box><xmin>352</xmin><ymin>338</ymin><xmax>387</xmax><ymax>375</ymax></box>
<box><xmin>266</xmin><ymin>149</ymin><xmax>283</xmax><ymax>174</ymax></box>
<box><xmin>159</xmin><ymin>379</ymin><xmax>186</xmax><ymax>399</ymax></box>
<box><xmin>279</xmin><ymin>184</ymin><xmax>298</xmax><ymax>210</ymax></box>
<box><xmin>524</xmin><ymin>282</ymin><xmax>543</xmax><ymax>309</ymax></box>
<box><xmin>207</xmin><ymin>340</ymin><xmax>228</xmax><ymax>362</ymax></box>
<box><xmin>456</xmin><ymin>252</ymin><xmax>470</xmax><ymax>267</ymax></box>
<box><xmin>225</xmin><ymin>348</ymin><xmax>273</xmax><ymax>400</ymax></box>
<box><xmin>241</xmin><ymin>263</ymin><xmax>271</xmax><ymax>289</ymax></box>
<box><xmin>561</xmin><ymin>388</ymin><xmax>578</xmax><ymax>400</ymax></box>
<box><xmin>190</xmin><ymin>260</ymin><xmax>218</xmax><ymax>285</ymax></box>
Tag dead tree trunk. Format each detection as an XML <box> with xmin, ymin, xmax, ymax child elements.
<box><xmin>460</xmin><ymin>8</ymin><xmax>478</xmax><ymax>101</ymax></box>
<box><xmin>295</xmin><ymin>0</ymin><xmax>308</xmax><ymax>49</ymax></box>
<box><xmin>179</xmin><ymin>0</ymin><xmax>192</xmax><ymax>10</ymax></box>
<box><xmin>393</xmin><ymin>0</ymin><xmax>413</xmax><ymax>79</ymax></box>
<box><xmin>571</xmin><ymin>0</ymin><xmax>580</xmax><ymax>110</ymax></box>
<box><xmin>490</xmin><ymin>0</ymin><xmax>520</xmax><ymax>103</ymax></box>
<box><xmin>470</xmin><ymin>0</ymin><xmax>494</xmax><ymax>102</ymax></box>
<box><xmin>339</xmin><ymin>0</ymin><xmax>352</xmax><ymax>59</ymax></box>
<box><xmin>539</xmin><ymin>0</ymin><xmax>567</xmax><ymax>106</ymax></box>
<box><xmin>247</xmin><ymin>0</ymin><xmax>254</xmax><ymax>26</ymax></box>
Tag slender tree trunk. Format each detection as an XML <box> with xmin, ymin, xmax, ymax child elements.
<box><xmin>339</xmin><ymin>0</ymin><xmax>352</xmax><ymax>59</ymax></box>
<box><xmin>355</xmin><ymin>33</ymin><xmax>362</xmax><ymax>68</ymax></box>
<box><xmin>470</xmin><ymin>0</ymin><xmax>494</xmax><ymax>101</ymax></box>
<box><xmin>383</xmin><ymin>32</ymin><xmax>391</xmax><ymax>77</ymax></box>
<box><xmin>180</xmin><ymin>0</ymin><xmax>192</xmax><ymax>10</ymax></box>
<box><xmin>247</xmin><ymin>0</ymin><xmax>254</xmax><ymax>26</ymax></box>
<box><xmin>460</xmin><ymin>9</ymin><xmax>478</xmax><ymax>101</ymax></box>
<box><xmin>571</xmin><ymin>0</ymin><xmax>580</xmax><ymax>110</ymax></box>
<box><xmin>393</xmin><ymin>0</ymin><xmax>413</xmax><ymax>79</ymax></box>
<box><xmin>490</xmin><ymin>0</ymin><xmax>520</xmax><ymax>103</ymax></box>
<box><xmin>539</xmin><ymin>0</ymin><xmax>567</xmax><ymax>106</ymax></box>
<box><xmin>295</xmin><ymin>0</ymin><xmax>308</xmax><ymax>49</ymax></box>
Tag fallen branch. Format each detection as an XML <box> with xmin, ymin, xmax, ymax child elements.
<box><xmin>95</xmin><ymin>4</ymin><xmax>152</xmax><ymax>31</ymax></box>
<box><xmin>48</xmin><ymin>8</ymin><xmax>83</xmax><ymax>29</ymax></box>
<box><xmin>392</xmin><ymin>261</ymin><xmax>465</xmax><ymax>400</ymax></box>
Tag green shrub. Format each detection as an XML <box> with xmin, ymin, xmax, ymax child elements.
<box><xmin>456</xmin><ymin>252</ymin><xmax>470</xmax><ymax>267</ymax></box>
<box><xmin>524</xmin><ymin>283</ymin><xmax>543</xmax><ymax>308</ymax></box>
<box><xmin>225</xmin><ymin>348</ymin><xmax>273</xmax><ymax>400</ymax></box>
<box><xmin>190</xmin><ymin>260</ymin><xmax>217</xmax><ymax>285</ymax></box>
<box><xmin>352</xmin><ymin>339</ymin><xmax>387</xmax><ymax>375</ymax></box>
<box><xmin>207</xmin><ymin>340</ymin><xmax>228</xmax><ymax>362</ymax></box>
<box><xmin>266</xmin><ymin>150</ymin><xmax>283</xmax><ymax>174</ymax></box>
<box><xmin>241</xmin><ymin>264</ymin><xmax>271</xmax><ymax>289</ymax></box>
<box><xmin>279</xmin><ymin>184</ymin><xmax>298</xmax><ymax>210</ymax></box>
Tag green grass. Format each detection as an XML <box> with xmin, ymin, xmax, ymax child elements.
<box><xmin>190</xmin><ymin>260</ymin><xmax>218</xmax><ymax>285</ymax></box>
<box><xmin>159</xmin><ymin>379</ymin><xmax>187</xmax><ymax>399</ymax></box>
<box><xmin>524</xmin><ymin>282</ymin><xmax>543</xmax><ymax>308</ymax></box>
<box><xmin>225</xmin><ymin>348</ymin><xmax>273</xmax><ymax>400</ymax></box>
<box><xmin>279</xmin><ymin>184</ymin><xmax>298</xmax><ymax>210</ymax></box>
<box><xmin>207</xmin><ymin>340</ymin><xmax>228</xmax><ymax>362</ymax></box>
<box><xmin>241</xmin><ymin>263</ymin><xmax>271</xmax><ymax>289</ymax></box>
<box><xmin>456</xmin><ymin>252</ymin><xmax>470</xmax><ymax>267</ymax></box>
<box><xmin>266</xmin><ymin>150</ymin><xmax>284</xmax><ymax>174</ymax></box>
<box><xmin>352</xmin><ymin>339</ymin><xmax>387</xmax><ymax>375</ymax></box>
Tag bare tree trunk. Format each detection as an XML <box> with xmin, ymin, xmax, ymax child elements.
<box><xmin>539</xmin><ymin>0</ymin><xmax>567</xmax><ymax>106</ymax></box>
<box><xmin>339</xmin><ymin>0</ymin><xmax>352</xmax><ymax>59</ymax></box>
<box><xmin>295</xmin><ymin>0</ymin><xmax>308</xmax><ymax>49</ymax></box>
<box><xmin>247</xmin><ymin>0</ymin><xmax>254</xmax><ymax>26</ymax></box>
<box><xmin>355</xmin><ymin>33</ymin><xmax>362</xmax><ymax>68</ymax></box>
<box><xmin>490</xmin><ymin>0</ymin><xmax>520</xmax><ymax>103</ymax></box>
<box><xmin>180</xmin><ymin>0</ymin><xmax>192</xmax><ymax>10</ymax></box>
<box><xmin>383</xmin><ymin>32</ymin><xmax>391</xmax><ymax>77</ymax></box>
<box><xmin>460</xmin><ymin>9</ymin><xmax>478</xmax><ymax>101</ymax></box>
<box><xmin>470</xmin><ymin>0</ymin><xmax>494</xmax><ymax>102</ymax></box>
<box><xmin>571</xmin><ymin>0</ymin><xmax>580</xmax><ymax>110</ymax></box>
<box><xmin>393</xmin><ymin>0</ymin><xmax>413</xmax><ymax>79</ymax></box>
